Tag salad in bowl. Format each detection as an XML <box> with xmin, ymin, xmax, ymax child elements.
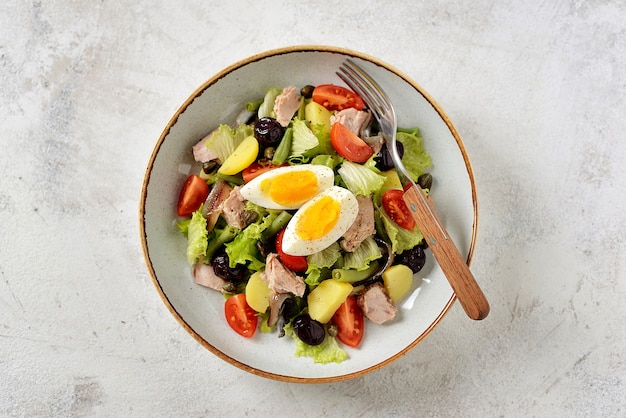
<box><xmin>140</xmin><ymin>46</ymin><xmax>478</xmax><ymax>382</ymax></box>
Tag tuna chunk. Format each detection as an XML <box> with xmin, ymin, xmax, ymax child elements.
<box><xmin>193</xmin><ymin>262</ymin><xmax>227</xmax><ymax>292</ymax></box>
<box><xmin>192</xmin><ymin>132</ymin><xmax>219</xmax><ymax>163</ymax></box>
<box><xmin>341</xmin><ymin>195</ymin><xmax>376</xmax><ymax>252</ymax></box>
<box><xmin>261</xmin><ymin>253</ymin><xmax>306</xmax><ymax>297</ymax></box>
<box><xmin>330</xmin><ymin>108</ymin><xmax>371</xmax><ymax>136</ymax></box>
<box><xmin>357</xmin><ymin>282</ymin><xmax>397</xmax><ymax>324</ymax></box>
<box><xmin>219</xmin><ymin>186</ymin><xmax>247</xmax><ymax>229</ymax></box>
<box><xmin>274</xmin><ymin>86</ymin><xmax>301</xmax><ymax>127</ymax></box>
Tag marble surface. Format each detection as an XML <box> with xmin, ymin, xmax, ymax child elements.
<box><xmin>1</xmin><ymin>1</ymin><xmax>624</xmax><ymax>416</ymax></box>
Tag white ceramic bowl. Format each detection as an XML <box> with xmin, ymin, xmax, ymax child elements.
<box><xmin>139</xmin><ymin>46</ymin><xmax>478</xmax><ymax>383</ymax></box>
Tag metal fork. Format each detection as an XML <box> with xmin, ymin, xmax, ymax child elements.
<box><xmin>337</xmin><ymin>59</ymin><xmax>490</xmax><ymax>320</ymax></box>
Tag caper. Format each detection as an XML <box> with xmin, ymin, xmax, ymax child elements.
<box><xmin>222</xmin><ymin>281</ymin><xmax>238</xmax><ymax>294</ymax></box>
<box><xmin>327</xmin><ymin>323</ymin><xmax>339</xmax><ymax>337</ymax></box>
<box><xmin>417</xmin><ymin>173</ymin><xmax>433</xmax><ymax>190</ymax></box>
<box><xmin>202</xmin><ymin>160</ymin><xmax>219</xmax><ymax>174</ymax></box>
<box><xmin>264</xmin><ymin>147</ymin><xmax>275</xmax><ymax>160</ymax></box>
<box><xmin>300</xmin><ymin>85</ymin><xmax>315</xmax><ymax>99</ymax></box>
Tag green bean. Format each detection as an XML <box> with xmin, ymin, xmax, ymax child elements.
<box><xmin>271</xmin><ymin>127</ymin><xmax>293</xmax><ymax>165</ymax></box>
<box><xmin>260</xmin><ymin>211</ymin><xmax>293</xmax><ymax>241</ymax></box>
<box><xmin>205</xmin><ymin>226</ymin><xmax>238</xmax><ymax>261</ymax></box>
<box><xmin>245</xmin><ymin>98</ymin><xmax>264</xmax><ymax>112</ymax></box>
<box><xmin>331</xmin><ymin>262</ymin><xmax>380</xmax><ymax>283</ymax></box>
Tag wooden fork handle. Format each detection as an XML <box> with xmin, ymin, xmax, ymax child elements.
<box><xmin>403</xmin><ymin>186</ymin><xmax>490</xmax><ymax>320</ymax></box>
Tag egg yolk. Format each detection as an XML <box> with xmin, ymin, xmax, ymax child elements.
<box><xmin>295</xmin><ymin>196</ymin><xmax>341</xmax><ymax>240</ymax></box>
<box><xmin>262</xmin><ymin>171</ymin><xmax>320</xmax><ymax>207</ymax></box>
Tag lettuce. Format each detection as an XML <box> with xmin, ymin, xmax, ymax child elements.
<box><xmin>338</xmin><ymin>160</ymin><xmax>386</xmax><ymax>196</ymax></box>
<box><xmin>305</xmin><ymin>242</ymin><xmax>342</xmax><ymax>286</ymax></box>
<box><xmin>284</xmin><ymin>324</ymin><xmax>348</xmax><ymax>364</ymax></box>
<box><xmin>225</xmin><ymin>209</ymin><xmax>280</xmax><ymax>272</ymax></box>
<box><xmin>185</xmin><ymin>206</ymin><xmax>208</xmax><ymax>264</ymax></box>
<box><xmin>342</xmin><ymin>236</ymin><xmax>382</xmax><ymax>270</ymax></box>
<box><xmin>397</xmin><ymin>128</ymin><xmax>432</xmax><ymax>182</ymax></box>
<box><xmin>376</xmin><ymin>205</ymin><xmax>424</xmax><ymax>254</ymax></box>
<box><xmin>258</xmin><ymin>87</ymin><xmax>283</xmax><ymax>119</ymax></box>
<box><xmin>205</xmin><ymin>124</ymin><xmax>254</xmax><ymax>163</ymax></box>
<box><xmin>290</xmin><ymin>119</ymin><xmax>319</xmax><ymax>157</ymax></box>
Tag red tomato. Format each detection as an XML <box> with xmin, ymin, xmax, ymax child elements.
<box><xmin>330</xmin><ymin>123</ymin><xmax>374</xmax><ymax>163</ymax></box>
<box><xmin>224</xmin><ymin>293</ymin><xmax>258</xmax><ymax>338</ymax></box>
<box><xmin>242</xmin><ymin>161</ymin><xmax>286</xmax><ymax>183</ymax></box>
<box><xmin>381</xmin><ymin>189</ymin><xmax>416</xmax><ymax>230</ymax></box>
<box><xmin>312</xmin><ymin>84</ymin><xmax>365</xmax><ymax>111</ymax></box>
<box><xmin>332</xmin><ymin>296</ymin><xmax>364</xmax><ymax>348</ymax></box>
<box><xmin>275</xmin><ymin>228</ymin><xmax>308</xmax><ymax>272</ymax></box>
<box><xmin>177</xmin><ymin>174</ymin><xmax>209</xmax><ymax>217</ymax></box>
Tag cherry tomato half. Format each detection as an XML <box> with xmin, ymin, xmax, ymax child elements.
<box><xmin>330</xmin><ymin>122</ymin><xmax>374</xmax><ymax>163</ymax></box>
<box><xmin>381</xmin><ymin>189</ymin><xmax>416</xmax><ymax>230</ymax></box>
<box><xmin>242</xmin><ymin>161</ymin><xmax>286</xmax><ymax>183</ymax></box>
<box><xmin>224</xmin><ymin>293</ymin><xmax>258</xmax><ymax>338</ymax></box>
<box><xmin>177</xmin><ymin>174</ymin><xmax>209</xmax><ymax>217</ymax></box>
<box><xmin>275</xmin><ymin>228</ymin><xmax>308</xmax><ymax>272</ymax></box>
<box><xmin>312</xmin><ymin>84</ymin><xmax>365</xmax><ymax>111</ymax></box>
<box><xmin>332</xmin><ymin>296</ymin><xmax>364</xmax><ymax>348</ymax></box>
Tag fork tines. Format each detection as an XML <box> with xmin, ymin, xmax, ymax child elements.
<box><xmin>336</xmin><ymin>59</ymin><xmax>392</xmax><ymax>121</ymax></box>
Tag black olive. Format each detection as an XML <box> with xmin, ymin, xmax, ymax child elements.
<box><xmin>394</xmin><ymin>245</ymin><xmax>426</xmax><ymax>273</ymax></box>
<box><xmin>293</xmin><ymin>315</ymin><xmax>325</xmax><ymax>346</ymax></box>
<box><xmin>374</xmin><ymin>141</ymin><xmax>404</xmax><ymax>171</ymax></box>
<box><xmin>277</xmin><ymin>297</ymin><xmax>298</xmax><ymax>338</ymax></box>
<box><xmin>300</xmin><ymin>85</ymin><xmax>315</xmax><ymax>99</ymax></box>
<box><xmin>254</xmin><ymin>117</ymin><xmax>284</xmax><ymax>147</ymax></box>
<box><xmin>212</xmin><ymin>252</ymin><xmax>247</xmax><ymax>282</ymax></box>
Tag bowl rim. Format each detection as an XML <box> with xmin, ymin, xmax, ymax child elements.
<box><xmin>139</xmin><ymin>44</ymin><xmax>478</xmax><ymax>383</ymax></box>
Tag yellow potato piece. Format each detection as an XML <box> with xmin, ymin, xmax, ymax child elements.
<box><xmin>307</xmin><ymin>279</ymin><xmax>352</xmax><ymax>323</ymax></box>
<box><xmin>218</xmin><ymin>135</ymin><xmax>259</xmax><ymax>175</ymax></box>
<box><xmin>380</xmin><ymin>169</ymin><xmax>404</xmax><ymax>194</ymax></box>
<box><xmin>305</xmin><ymin>101</ymin><xmax>331</xmax><ymax>135</ymax></box>
<box><xmin>245</xmin><ymin>271</ymin><xmax>270</xmax><ymax>313</ymax></box>
<box><xmin>382</xmin><ymin>264</ymin><xmax>414</xmax><ymax>302</ymax></box>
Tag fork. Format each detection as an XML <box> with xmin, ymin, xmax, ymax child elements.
<box><xmin>337</xmin><ymin>59</ymin><xmax>490</xmax><ymax>320</ymax></box>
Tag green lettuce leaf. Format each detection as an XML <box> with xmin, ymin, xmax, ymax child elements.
<box><xmin>397</xmin><ymin>128</ymin><xmax>432</xmax><ymax>182</ymax></box>
<box><xmin>225</xmin><ymin>209</ymin><xmax>280</xmax><ymax>272</ymax></box>
<box><xmin>305</xmin><ymin>242</ymin><xmax>342</xmax><ymax>287</ymax></box>
<box><xmin>284</xmin><ymin>324</ymin><xmax>348</xmax><ymax>364</ymax></box>
<box><xmin>290</xmin><ymin>118</ymin><xmax>319</xmax><ymax>157</ymax></box>
<box><xmin>375</xmin><ymin>205</ymin><xmax>424</xmax><ymax>254</ymax></box>
<box><xmin>258</xmin><ymin>87</ymin><xmax>283</xmax><ymax>119</ymax></box>
<box><xmin>342</xmin><ymin>236</ymin><xmax>382</xmax><ymax>270</ymax></box>
<box><xmin>185</xmin><ymin>206</ymin><xmax>208</xmax><ymax>264</ymax></box>
<box><xmin>338</xmin><ymin>160</ymin><xmax>386</xmax><ymax>196</ymax></box>
<box><xmin>205</xmin><ymin>124</ymin><xmax>254</xmax><ymax>163</ymax></box>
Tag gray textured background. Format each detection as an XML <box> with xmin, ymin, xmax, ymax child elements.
<box><xmin>1</xmin><ymin>1</ymin><xmax>624</xmax><ymax>416</ymax></box>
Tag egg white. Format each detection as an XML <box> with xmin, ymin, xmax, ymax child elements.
<box><xmin>239</xmin><ymin>164</ymin><xmax>334</xmax><ymax>210</ymax></box>
<box><xmin>281</xmin><ymin>186</ymin><xmax>359</xmax><ymax>256</ymax></box>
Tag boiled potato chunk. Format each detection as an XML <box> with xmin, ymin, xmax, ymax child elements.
<box><xmin>382</xmin><ymin>264</ymin><xmax>414</xmax><ymax>302</ymax></box>
<box><xmin>305</xmin><ymin>101</ymin><xmax>331</xmax><ymax>134</ymax></box>
<box><xmin>218</xmin><ymin>135</ymin><xmax>259</xmax><ymax>175</ymax></box>
<box><xmin>380</xmin><ymin>169</ymin><xmax>403</xmax><ymax>194</ymax></box>
<box><xmin>307</xmin><ymin>279</ymin><xmax>352</xmax><ymax>323</ymax></box>
<box><xmin>245</xmin><ymin>271</ymin><xmax>270</xmax><ymax>313</ymax></box>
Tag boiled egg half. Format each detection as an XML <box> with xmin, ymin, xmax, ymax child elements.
<box><xmin>239</xmin><ymin>164</ymin><xmax>334</xmax><ymax>210</ymax></box>
<box><xmin>281</xmin><ymin>186</ymin><xmax>359</xmax><ymax>256</ymax></box>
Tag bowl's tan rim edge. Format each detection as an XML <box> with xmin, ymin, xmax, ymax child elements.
<box><xmin>138</xmin><ymin>44</ymin><xmax>478</xmax><ymax>384</ymax></box>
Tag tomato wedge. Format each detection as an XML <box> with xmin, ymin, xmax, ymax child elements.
<box><xmin>275</xmin><ymin>228</ymin><xmax>308</xmax><ymax>272</ymax></box>
<box><xmin>381</xmin><ymin>189</ymin><xmax>416</xmax><ymax>230</ymax></box>
<box><xmin>312</xmin><ymin>84</ymin><xmax>365</xmax><ymax>111</ymax></box>
<box><xmin>176</xmin><ymin>174</ymin><xmax>209</xmax><ymax>217</ymax></box>
<box><xmin>332</xmin><ymin>296</ymin><xmax>364</xmax><ymax>348</ymax></box>
<box><xmin>224</xmin><ymin>293</ymin><xmax>258</xmax><ymax>338</ymax></box>
<box><xmin>330</xmin><ymin>122</ymin><xmax>374</xmax><ymax>163</ymax></box>
<box><xmin>242</xmin><ymin>161</ymin><xmax>286</xmax><ymax>183</ymax></box>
